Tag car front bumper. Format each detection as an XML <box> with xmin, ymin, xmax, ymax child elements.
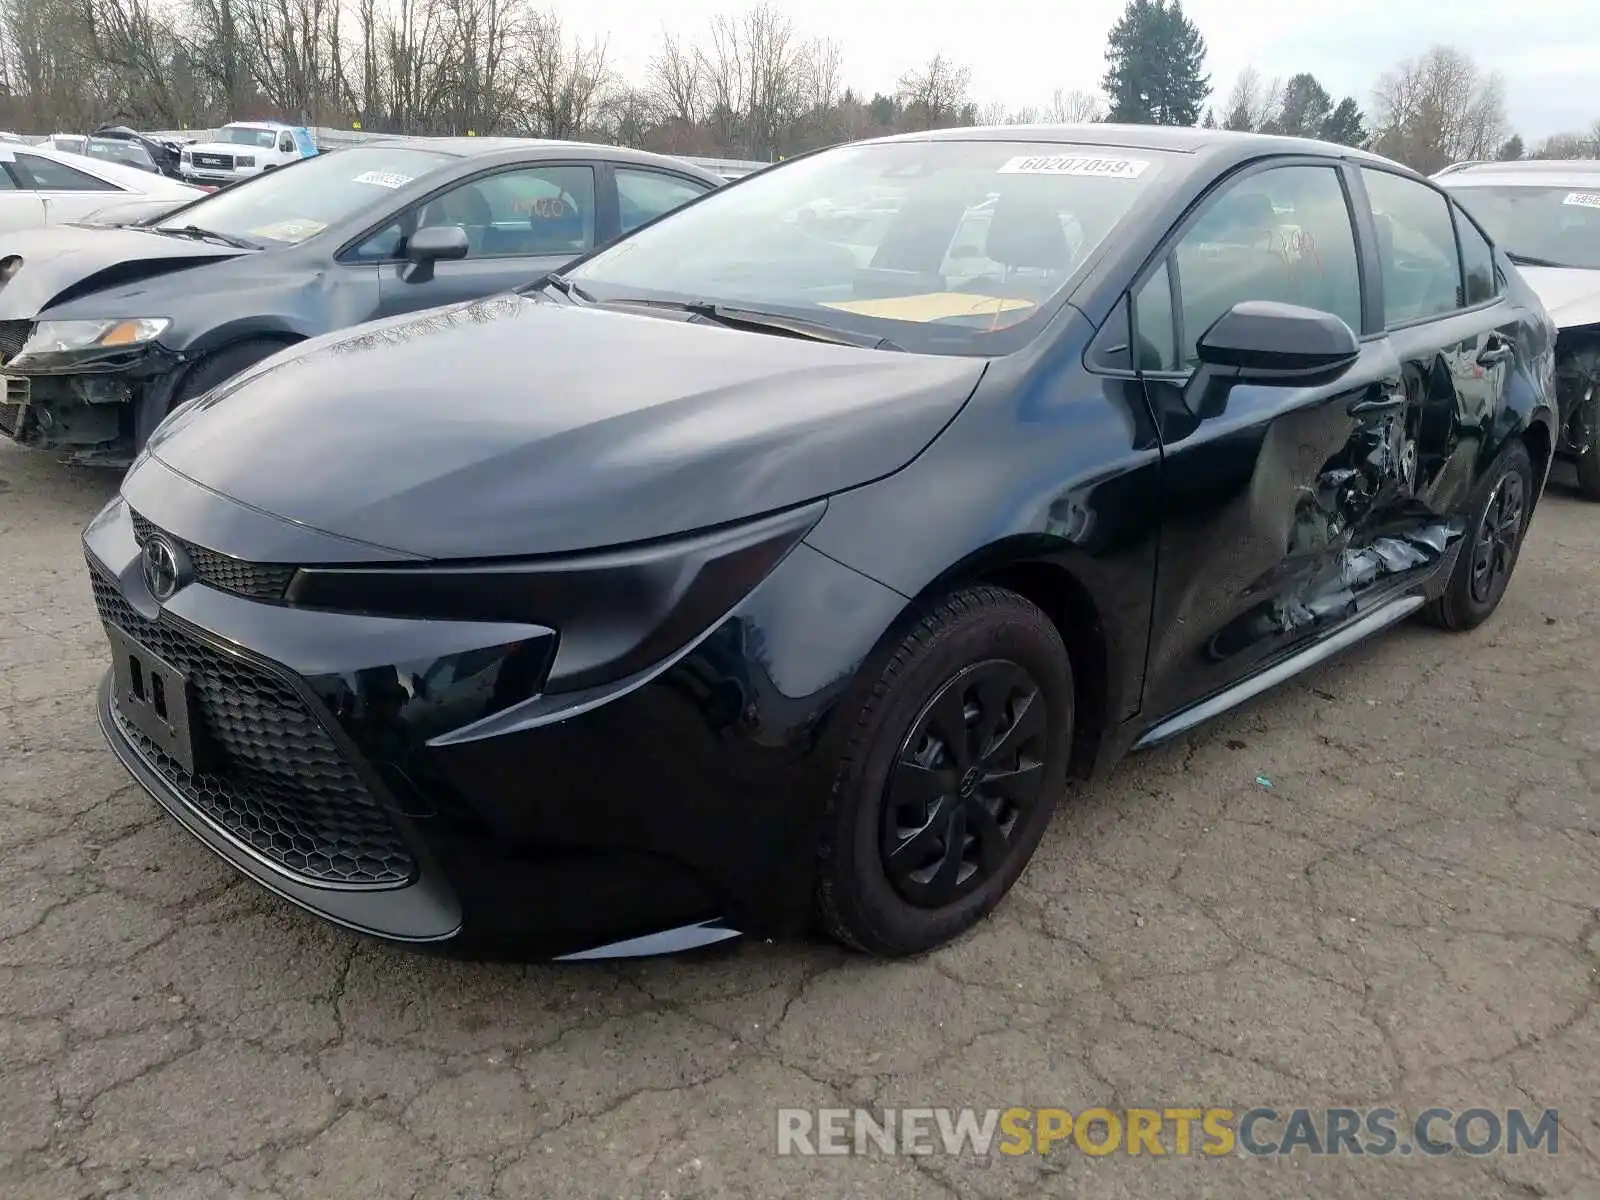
<box><xmin>83</xmin><ymin>479</ymin><xmax>906</xmax><ymax>958</ymax></box>
<box><xmin>0</xmin><ymin>344</ymin><xmax>181</xmax><ymax>465</ymax></box>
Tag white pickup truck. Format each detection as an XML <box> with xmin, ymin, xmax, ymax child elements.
<box><xmin>179</xmin><ymin>121</ymin><xmax>318</xmax><ymax>187</ymax></box>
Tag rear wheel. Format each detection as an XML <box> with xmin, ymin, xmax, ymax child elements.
<box><xmin>815</xmin><ymin>585</ymin><xmax>1074</xmax><ymax>957</ymax></box>
<box><xmin>1573</xmin><ymin>388</ymin><xmax>1600</xmax><ymax>499</ymax></box>
<box><xmin>1421</xmin><ymin>440</ymin><xmax>1533</xmax><ymax>631</ymax></box>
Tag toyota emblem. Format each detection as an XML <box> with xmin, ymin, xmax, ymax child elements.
<box><xmin>141</xmin><ymin>535</ymin><xmax>184</xmax><ymax>601</ymax></box>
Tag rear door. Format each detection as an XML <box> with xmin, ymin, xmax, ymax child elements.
<box><xmin>1354</xmin><ymin>167</ymin><xmax>1526</xmax><ymax>518</ymax></box>
<box><xmin>350</xmin><ymin>161</ymin><xmax>600</xmax><ymax>319</ymax></box>
<box><xmin>0</xmin><ymin>156</ymin><xmax>44</xmax><ymax>232</ymax></box>
<box><xmin>9</xmin><ymin>151</ymin><xmax>126</xmax><ymax>225</ymax></box>
<box><xmin>1132</xmin><ymin>158</ymin><xmax>1431</xmax><ymax>721</ymax></box>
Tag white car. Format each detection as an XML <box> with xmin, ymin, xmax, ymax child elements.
<box><xmin>179</xmin><ymin>121</ymin><xmax>318</xmax><ymax>187</ymax></box>
<box><xmin>1437</xmin><ymin>160</ymin><xmax>1600</xmax><ymax>496</ymax></box>
<box><xmin>0</xmin><ymin>142</ymin><xmax>203</xmax><ymax>234</ymax></box>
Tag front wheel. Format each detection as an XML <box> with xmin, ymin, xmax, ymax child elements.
<box><xmin>1421</xmin><ymin>440</ymin><xmax>1534</xmax><ymax>631</ymax></box>
<box><xmin>1572</xmin><ymin>383</ymin><xmax>1600</xmax><ymax>499</ymax></box>
<box><xmin>815</xmin><ymin>585</ymin><xmax>1074</xmax><ymax>957</ymax></box>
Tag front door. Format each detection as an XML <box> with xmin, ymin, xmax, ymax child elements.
<box><xmin>358</xmin><ymin>163</ymin><xmax>601</xmax><ymax>319</ymax></box>
<box><xmin>1135</xmin><ymin>159</ymin><xmax>1439</xmax><ymax>721</ymax></box>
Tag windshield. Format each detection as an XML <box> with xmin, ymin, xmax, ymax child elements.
<box><xmin>1445</xmin><ymin>184</ymin><xmax>1600</xmax><ymax>270</ymax></box>
<box><xmin>88</xmin><ymin>138</ymin><xmax>153</xmax><ymax>168</ymax></box>
<box><xmin>218</xmin><ymin>126</ymin><xmax>282</xmax><ymax>149</ymax></box>
<box><xmin>155</xmin><ymin>146</ymin><xmax>455</xmax><ymax>246</ymax></box>
<box><xmin>567</xmin><ymin>139</ymin><xmax>1176</xmax><ymax>355</ymax></box>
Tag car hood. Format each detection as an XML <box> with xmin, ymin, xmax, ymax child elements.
<box><xmin>1517</xmin><ymin>266</ymin><xmax>1600</xmax><ymax>329</ymax></box>
<box><xmin>185</xmin><ymin>141</ymin><xmax>256</xmax><ymax>156</ymax></box>
<box><xmin>0</xmin><ymin>225</ymin><xmax>246</xmax><ymax>318</ymax></box>
<box><xmin>143</xmin><ymin>293</ymin><xmax>989</xmax><ymax>559</ymax></box>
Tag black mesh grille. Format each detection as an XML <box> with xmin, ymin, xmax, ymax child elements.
<box><xmin>0</xmin><ymin>320</ymin><xmax>32</xmax><ymax>360</ymax></box>
<box><xmin>129</xmin><ymin>510</ymin><xmax>297</xmax><ymax>601</ymax></box>
<box><xmin>91</xmin><ymin>568</ymin><xmax>416</xmax><ymax>888</ymax></box>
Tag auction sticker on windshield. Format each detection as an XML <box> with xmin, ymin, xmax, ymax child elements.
<box><xmin>822</xmin><ymin>292</ymin><xmax>1036</xmax><ymax>323</ymax></box>
<box><xmin>248</xmin><ymin>218</ymin><xmax>327</xmax><ymax>243</ymax></box>
<box><xmin>353</xmin><ymin>170</ymin><xmax>413</xmax><ymax>189</ymax></box>
<box><xmin>998</xmin><ymin>155</ymin><xmax>1152</xmax><ymax>179</ymax></box>
<box><xmin>1563</xmin><ymin>192</ymin><xmax>1600</xmax><ymax>210</ymax></box>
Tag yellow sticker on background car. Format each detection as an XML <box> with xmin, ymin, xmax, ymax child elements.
<box><xmin>821</xmin><ymin>293</ymin><xmax>1037</xmax><ymax>323</ymax></box>
<box><xmin>247</xmin><ymin>218</ymin><xmax>327</xmax><ymax>243</ymax></box>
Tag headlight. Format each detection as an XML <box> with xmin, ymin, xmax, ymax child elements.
<box><xmin>16</xmin><ymin>318</ymin><xmax>171</xmax><ymax>361</ymax></box>
<box><xmin>235</xmin><ymin>155</ymin><xmax>255</xmax><ymax>167</ymax></box>
<box><xmin>284</xmin><ymin>501</ymin><xmax>826</xmax><ymax>693</ymax></box>
<box><xmin>180</xmin><ymin>150</ymin><xmax>191</xmax><ymax>161</ymax></box>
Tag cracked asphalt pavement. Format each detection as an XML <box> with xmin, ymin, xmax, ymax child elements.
<box><xmin>2</xmin><ymin>442</ymin><xmax>1597</xmax><ymax>1200</ymax></box>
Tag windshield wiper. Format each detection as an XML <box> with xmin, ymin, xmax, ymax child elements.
<box><xmin>154</xmin><ymin>224</ymin><xmax>257</xmax><ymax>250</ymax></box>
<box><xmin>1505</xmin><ymin>251</ymin><xmax>1580</xmax><ymax>270</ymax></box>
<box><xmin>605</xmin><ymin>297</ymin><xmax>904</xmax><ymax>351</ymax></box>
<box><xmin>534</xmin><ymin>271</ymin><xmax>598</xmax><ymax>304</ymax></box>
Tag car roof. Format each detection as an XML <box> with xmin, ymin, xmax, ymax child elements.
<box><xmin>353</xmin><ymin>135</ymin><xmax>725</xmax><ymax>182</ymax></box>
<box><xmin>1435</xmin><ymin>159</ymin><xmax>1600</xmax><ymax>188</ymax></box>
<box><xmin>856</xmin><ymin>123</ymin><xmax>1403</xmax><ymax>171</ymax></box>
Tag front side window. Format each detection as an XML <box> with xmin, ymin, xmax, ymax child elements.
<box><xmin>354</xmin><ymin>164</ymin><xmax>597</xmax><ymax>261</ymax></box>
<box><xmin>1443</xmin><ymin>182</ymin><xmax>1600</xmax><ymax>272</ymax></box>
<box><xmin>15</xmin><ymin>153</ymin><xmax>119</xmax><ymax>192</ymax></box>
<box><xmin>156</xmin><ymin>146</ymin><xmax>455</xmax><ymax>247</ymax></box>
<box><xmin>1135</xmin><ymin>164</ymin><xmax>1362</xmax><ymax>371</ymax></box>
<box><xmin>567</xmin><ymin>139</ymin><xmax>1181</xmax><ymax>356</ymax></box>
<box><xmin>1361</xmin><ymin>168</ymin><xmax>1464</xmax><ymax>326</ymax></box>
<box><xmin>617</xmin><ymin>168</ymin><xmax>710</xmax><ymax>234</ymax></box>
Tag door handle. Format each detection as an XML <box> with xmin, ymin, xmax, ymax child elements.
<box><xmin>1477</xmin><ymin>334</ymin><xmax>1514</xmax><ymax>365</ymax></box>
<box><xmin>1348</xmin><ymin>392</ymin><xmax>1405</xmax><ymax>416</ymax></box>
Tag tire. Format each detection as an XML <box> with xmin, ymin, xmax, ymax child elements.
<box><xmin>1421</xmin><ymin>440</ymin><xmax>1534</xmax><ymax>631</ymax></box>
<box><xmin>815</xmin><ymin>585</ymin><xmax>1074</xmax><ymax>957</ymax></box>
<box><xmin>172</xmin><ymin>338</ymin><xmax>294</xmax><ymax>410</ymax></box>
<box><xmin>1574</xmin><ymin>406</ymin><xmax>1600</xmax><ymax>500</ymax></box>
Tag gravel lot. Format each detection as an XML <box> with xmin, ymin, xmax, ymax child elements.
<box><xmin>1</xmin><ymin>441</ymin><xmax>1597</xmax><ymax>1200</ymax></box>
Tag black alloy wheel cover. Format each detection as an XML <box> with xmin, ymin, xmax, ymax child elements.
<box><xmin>881</xmin><ymin>658</ymin><xmax>1049</xmax><ymax>908</ymax></box>
<box><xmin>1469</xmin><ymin>468</ymin><xmax>1526</xmax><ymax>605</ymax></box>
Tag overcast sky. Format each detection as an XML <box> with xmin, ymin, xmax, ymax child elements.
<box><xmin>556</xmin><ymin>0</ymin><xmax>1597</xmax><ymax>142</ymax></box>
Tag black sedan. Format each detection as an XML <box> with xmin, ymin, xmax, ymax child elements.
<box><xmin>0</xmin><ymin>138</ymin><xmax>721</xmax><ymax>464</ymax></box>
<box><xmin>85</xmin><ymin>125</ymin><xmax>1557</xmax><ymax>960</ymax></box>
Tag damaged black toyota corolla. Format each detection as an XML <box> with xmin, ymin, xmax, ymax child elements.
<box><xmin>85</xmin><ymin>126</ymin><xmax>1557</xmax><ymax>960</ymax></box>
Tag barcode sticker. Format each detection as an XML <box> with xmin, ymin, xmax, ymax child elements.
<box><xmin>997</xmin><ymin>155</ymin><xmax>1151</xmax><ymax>179</ymax></box>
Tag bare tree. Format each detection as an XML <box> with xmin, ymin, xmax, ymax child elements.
<box><xmin>896</xmin><ymin>52</ymin><xmax>970</xmax><ymax>130</ymax></box>
<box><xmin>524</xmin><ymin>13</ymin><xmax>614</xmax><ymax>139</ymax></box>
<box><xmin>646</xmin><ymin>28</ymin><xmax>702</xmax><ymax>126</ymax></box>
<box><xmin>1220</xmin><ymin>65</ymin><xmax>1280</xmax><ymax>132</ymax></box>
<box><xmin>1042</xmin><ymin>86</ymin><xmax>1103</xmax><ymax>123</ymax></box>
<box><xmin>1370</xmin><ymin>45</ymin><xmax>1506</xmax><ymax>173</ymax></box>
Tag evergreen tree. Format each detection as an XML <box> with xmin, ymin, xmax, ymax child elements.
<box><xmin>1320</xmin><ymin>97</ymin><xmax>1368</xmax><ymax>147</ymax></box>
<box><xmin>1102</xmin><ymin>0</ymin><xmax>1211</xmax><ymax>126</ymax></box>
<box><xmin>1276</xmin><ymin>73</ymin><xmax>1333</xmax><ymax>139</ymax></box>
<box><xmin>1496</xmin><ymin>134</ymin><xmax>1525</xmax><ymax>160</ymax></box>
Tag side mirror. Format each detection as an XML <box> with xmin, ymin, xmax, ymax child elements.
<box><xmin>404</xmin><ymin>225</ymin><xmax>469</xmax><ymax>282</ymax></box>
<box><xmin>1195</xmin><ymin>300</ymin><xmax>1360</xmax><ymax>383</ymax></box>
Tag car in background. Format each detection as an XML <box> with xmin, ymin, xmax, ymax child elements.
<box><xmin>179</xmin><ymin>121</ymin><xmax>318</xmax><ymax>186</ymax></box>
<box><xmin>92</xmin><ymin>125</ymin><xmax>189</xmax><ymax>179</ymax></box>
<box><xmin>84</xmin><ymin>126</ymin><xmax>1555</xmax><ymax>961</ymax></box>
<box><xmin>0</xmin><ymin>141</ymin><xmax>201</xmax><ymax>235</ymax></box>
<box><xmin>43</xmin><ymin>133</ymin><xmax>163</xmax><ymax>174</ymax></box>
<box><xmin>0</xmin><ymin>138</ymin><xmax>721</xmax><ymax>464</ymax></box>
<box><xmin>1436</xmin><ymin>159</ymin><xmax>1600</xmax><ymax>497</ymax></box>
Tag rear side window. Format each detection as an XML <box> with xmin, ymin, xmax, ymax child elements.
<box><xmin>1361</xmin><ymin>168</ymin><xmax>1463</xmax><ymax>326</ymax></box>
<box><xmin>616</xmin><ymin>168</ymin><xmax>709</xmax><ymax>234</ymax></box>
<box><xmin>1453</xmin><ymin>202</ymin><xmax>1498</xmax><ymax>306</ymax></box>
<box><xmin>15</xmin><ymin>153</ymin><xmax>119</xmax><ymax>192</ymax></box>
